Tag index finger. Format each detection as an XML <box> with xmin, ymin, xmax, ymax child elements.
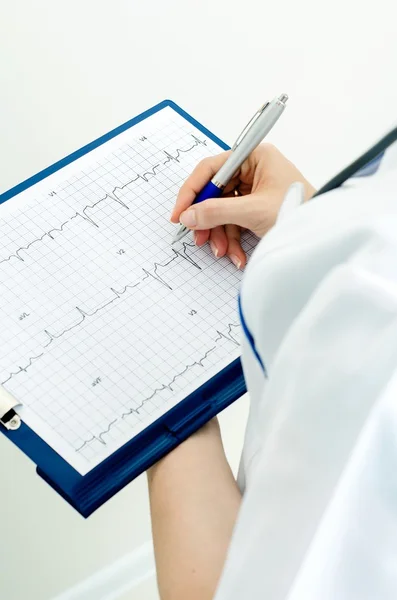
<box><xmin>170</xmin><ymin>151</ymin><xmax>232</xmax><ymax>223</ymax></box>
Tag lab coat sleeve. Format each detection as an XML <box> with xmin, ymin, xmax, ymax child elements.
<box><xmin>215</xmin><ymin>237</ymin><xmax>397</xmax><ymax>600</ymax></box>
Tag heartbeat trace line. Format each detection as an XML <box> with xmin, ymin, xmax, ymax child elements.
<box><xmin>0</xmin><ymin>242</ymin><xmax>202</xmax><ymax>386</ymax></box>
<box><xmin>214</xmin><ymin>323</ymin><xmax>240</xmax><ymax>346</ymax></box>
<box><xmin>0</xmin><ymin>134</ymin><xmax>207</xmax><ymax>267</ymax></box>
<box><xmin>74</xmin><ymin>323</ymin><xmax>239</xmax><ymax>453</ymax></box>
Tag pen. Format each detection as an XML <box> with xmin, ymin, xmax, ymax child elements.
<box><xmin>172</xmin><ymin>93</ymin><xmax>288</xmax><ymax>244</ymax></box>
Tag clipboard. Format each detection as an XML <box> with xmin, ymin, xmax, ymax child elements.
<box><xmin>0</xmin><ymin>100</ymin><xmax>246</xmax><ymax>517</ymax></box>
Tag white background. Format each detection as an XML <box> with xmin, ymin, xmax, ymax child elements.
<box><xmin>1</xmin><ymin>1</ymin><xmax>396</xmax><ymax>598</ymax></box>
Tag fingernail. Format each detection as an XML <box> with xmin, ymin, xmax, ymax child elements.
<box><xmin>210</xmin><ymin>241</ymin><xmax>219</xmax><ymax>257</ymax></box>
<box><xmin>194</xmin><ymin>232</ymin><xmax>198</xmax><ymax>245</ymax></box>
<box><xmin>230</xmin><ymin>254</ymin><xmax>241</xmax><ymax>269</ymax></box>
<box><xmin>180</xmin><ymin>209</ymin><xmax>196</xmax><ymax>228</ymax></box>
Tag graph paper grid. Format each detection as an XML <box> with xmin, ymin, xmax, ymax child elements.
<box><xmin>0</xmin><ymin>107</ymin><xmax>256</xmax><ymax>474</ymax></box>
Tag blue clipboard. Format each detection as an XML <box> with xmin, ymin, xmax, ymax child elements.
<box><xmin>0</xmin><ymin>100</ymin><xmax>246</xmax><ymax>517</ymax></box>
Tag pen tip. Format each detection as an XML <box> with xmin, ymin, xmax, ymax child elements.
<box><xmin>279</xmin><ymin>93</ymin><xmax>288</xmax><ymax>104</ymax></box>
<box><xmin>172</xmin><ymin>224</ymin><xmax>189</xmax><ymax>245</ymax></box>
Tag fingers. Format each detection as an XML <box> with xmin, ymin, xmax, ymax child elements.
<box><xmin>195</xmin><ymin>224</ymin><xmax>245</xmax><ymax>269</ymax></box>
<box><xmin>209</xmin><ymin>226</ymin><xmax>228</xmax><ymax>258</ymax></box>
<box><xmin>170</xmin><ymin>152</ymin><xmax>231</xmax><ymax>223</ymax></box>
<box><xmin>194</xmin><ymin>230</ymin><xmax>210</xmax><ymax>247</ymax></box>
<box><xmin>222</xmin><ymin>176</ymin><xmax>241</xmax><ymax>196</ymax></box>
<box><xmin>179</xmin><ymin>194</ymin><xmax>254</xmax><ymax>231</ymax></box>
<box><xmin>225</xmin><ymin>225</ymin><xmax>246</xmax><ymax>269</ymax></box>
<box><xmin>194</xmin><ymin>227</ymin><xmax>227</xmax><ymax>258</ymax></box>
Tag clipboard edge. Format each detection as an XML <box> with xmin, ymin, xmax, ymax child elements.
<box><xmin>0</xmin><ymin>99</ymin><xmax>244</xmax><ymax>518</ymax></box>
<box><xmin>0</xmin><ymin>99</ymin><xmax>229</xmax><ymax>204</ymax></box>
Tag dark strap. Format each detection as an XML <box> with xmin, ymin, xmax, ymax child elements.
<box><xmin>313</xmin><ymin>126</ymin><xmax>397</xmax><ymax>198</ymax></box>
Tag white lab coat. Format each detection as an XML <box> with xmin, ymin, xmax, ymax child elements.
<box><xmin>215</xmin><ymin>139</ymin><xmax>397</xmax><ymax>600</ymax></box>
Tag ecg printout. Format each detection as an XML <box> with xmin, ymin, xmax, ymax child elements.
<box><xmin>0</xmin><ymin>107</ymin><xmax>257</xmax><ymax>474</ymax></box>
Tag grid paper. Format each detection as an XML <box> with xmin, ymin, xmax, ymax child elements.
<box><xmin>0</xmin><ymin>107</ymin><xmax>257</xmax><ymax>474</ymax></box>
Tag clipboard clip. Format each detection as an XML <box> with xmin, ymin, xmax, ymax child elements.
<box><xmin>0</xmin><ymin>387</ymin><xmax>21</xmax><ymax>430</ymax></box>
<box><xmin>0</xmin><ymin>409</ymin><xmax>21</xmax><ymax>430</ymax></box>
<box><xmin>232</xmin><ymin>101</ymin><xmax>270</xmax><ymax>151</ymax></box>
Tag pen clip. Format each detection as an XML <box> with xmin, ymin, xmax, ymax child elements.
<box><xmin>231</xmin><ymin>101</ymin><xmax>270</xmax><ymax>151</ymax></box>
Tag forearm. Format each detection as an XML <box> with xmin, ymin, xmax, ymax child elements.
<box><xmin>147</xmin><ymin>419</ymin><xmax>242</xmax><ymax>600</ymax></box>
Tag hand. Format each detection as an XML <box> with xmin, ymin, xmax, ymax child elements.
<box><xmin>171</xmin><ymin>144</ymin><xmax>315</xmax><ymax>268</ymax></box>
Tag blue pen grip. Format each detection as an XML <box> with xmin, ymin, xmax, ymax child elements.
<box><xmin>193</xmin><ymin>181</ymin><xmax>223</xmax><ymax>205</ymax></box>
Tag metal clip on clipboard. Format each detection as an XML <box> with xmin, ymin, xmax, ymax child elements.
<box><xmin>0</xmin><ymin>387</ymin><xmax>21</xmax><ymax>430</ymax></box>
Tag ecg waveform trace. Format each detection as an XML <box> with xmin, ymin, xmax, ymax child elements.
<box><xmin>0</xmin><ymin>107</ymin><xmax>254</xmax><ymax>475</ymax></box>
<box><xmin>0</xmin><ymin>134</ymin><xmax>206</xmax><ymax>267</ymax></box>
<box><xmin>0</xmin><ymin>242</ymin><xmax>202</xmax><ymax>386</ymax></box>
<box><xmin>75</xmin><ymin>321</ymin><xmax>240</xmax><ymax>453</ymax></box>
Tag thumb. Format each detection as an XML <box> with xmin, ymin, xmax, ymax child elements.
<box><xmin>179</xmin><ymin>194</ymin><xmax>258</xmax><ymax>231</ymax></box>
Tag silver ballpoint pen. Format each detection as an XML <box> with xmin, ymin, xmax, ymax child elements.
<box><xmin>172</xmin><ymin>93</ymin><xmax>288</xmax><ymax>244</ymax></box>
